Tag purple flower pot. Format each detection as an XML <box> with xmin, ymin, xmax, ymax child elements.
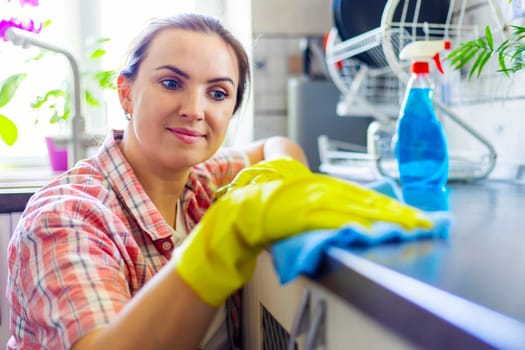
<box><xmin>45</xmin><ymin>136</ymin><xmax>68</xmax><ymax>171</ymax></box>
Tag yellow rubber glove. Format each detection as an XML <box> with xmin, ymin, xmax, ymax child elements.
<box><xmin>172</xmin><ymin>158</ymin><xmax>433</xmax><ymax>307</ymax></box>
<box><xmin>215</xmin><ymin>156</ymin><xmax>312</xmax><ymax>197</ymax></box>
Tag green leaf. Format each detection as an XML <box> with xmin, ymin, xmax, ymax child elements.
<box><xmin>485</xmin><ymin>26</ymin><xmax>494</xmax><ymax>51</ymax></box>
<box><xmin>85</xmin><ymin>89</ymin><xmax>100</xmax><ymax>106</ymax></box>
<box><xmin>95</xmin><ymin>70</ymin><xmax>116</xmax><ymax>89</ymax></box>
<box><xmin>96</xmin><ymin>37</ymin><xmax>111</xmax><ymax>44</ymax></box>
<box><xmin>30</xmin><ymin>89</ymin><xmax>66</xmax><ymax>110</ymax></box>
<box><xmin>89</xmin><ymin>48</ymin><xmax>106</xmax><ymax>60</ymax></box>
<box><xmin>49</xmin><ymin>103</ymin><xmax>70</xmax><ymax>124</ymax></box>
<box><xmin>448</xmin><ymin>43</ymin><xmax>469</xmax><ymax>61</ymax></box>
<box><xmin>498</xmin><ymin>39</ymin><xmax>511</xmax><ymax>53</ymax></box>
<box><xmin>511</xmin><ymin>45</ymin><xmax>525</xmax><ymax>59</ymax></box>
<box><xmin>0</xmin><ymin>113</ymin><xmax>18</xmax><ymax>146</ymax></box>
<box><xmin>42</xmin><ymin>19</ymin><xmax>52</xmax><ymax>28</ymax></box>
<box><xmin>449</xmin><ymin>45</ymin><xmax>481</xmax><ymax>70</ymax></box>
<box><xmin>26</xmin><ymin>50</ymin><xmax>46</xmax><ymax>62</ymax></box>
<box><xmin>469</xmin><ymin>48</ymin><xmax>488</xmax><ymax>79</ymax></box>
<box><xmin>0</xmin><ymin>73</ymin><xmax>27</xmax><ymax>108</ymax></box>
<box><xmin>477</xmin><ymin>38</ymin><xmax>487</xmax><ymax>49</ymax></box>
<box><xmin>476</xmin><ymin>51</ymin><xmax>493</xmax><ymax>77</ymax></box>
<box><xmin>498</xmin><ymin>52</ymin><xmax>510</xmax><ymax>76</ymax></box>
<box><xmin>510</xmin><ymin>25</ymin><xmax>525</xmax><ymax>34</ymax></box>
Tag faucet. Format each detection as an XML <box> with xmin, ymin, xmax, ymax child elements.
<box><xmin>6</xmin><ymin>27</ymin><xmax>86</xmax><ymax>168</ymax></box>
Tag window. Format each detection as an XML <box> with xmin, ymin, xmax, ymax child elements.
<box><xmin>0</xmin><ymin>0</ymin><xmax>253</xmax><ymax>167</ymax></box>
<box><xmin>0</xmin><ymin>0</ymin><xmax>73</xmax><ymax>165</ymax></box>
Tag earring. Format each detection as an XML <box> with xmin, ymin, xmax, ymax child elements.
<box><xmin>125</xmin><ymin>113</ymin><xmax>131</xmax><ymax>121</ymax></box>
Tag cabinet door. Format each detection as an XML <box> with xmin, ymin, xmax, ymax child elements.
<box><xmin>244</xmin><ymin>250</ymin><xmax>419</xmax><ymax>350</ymax></box>
<box><xmin>312</xmin><ymin>284</ymin><xmax>417</xmax><ymax>350</ymax></box>
<box><xmin>244</xmin><ymin>251</ymin><xmax>311</xmax><ymax>350</ymax></box>
<box><xmin>0</xmin><ymin>212</ymin><xmax>21</xmax><ymax>348</ymax></box>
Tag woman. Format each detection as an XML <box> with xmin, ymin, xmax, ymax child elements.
<box><xmin>7</xmin><ymin>12</ymin><xmax>434</xmax><ymax>350</ymax></box>
<box><xmin>7</xmin><ymin>14</ymin><xmax>307</xmax><ymax>350</ymax></box>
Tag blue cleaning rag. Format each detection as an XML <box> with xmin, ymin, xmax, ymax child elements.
<box><xmin>270</xmin><ymin>178</ymin><xmax>452</xmax><ymax>284</ymax></box>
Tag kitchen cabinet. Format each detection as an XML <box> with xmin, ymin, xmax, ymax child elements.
<box><xmin>243</xmin><ymin>251</ymin><xmax>416</xmax><ymax>350</ymax></box>
<box><xmin>0</xmin><ymin>212</ymin><xmax>21</xmax><ymax>348</ymax></box>
<box><xmin>0</xmin><ymin>179</ymin><xmax>36</xmax><ymax>348</ymax></box>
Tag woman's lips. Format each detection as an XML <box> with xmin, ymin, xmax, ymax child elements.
<box><xmin>168</xmin><ymin>127</ymin><xmax>205</xmax><ymax>144</ymax></box>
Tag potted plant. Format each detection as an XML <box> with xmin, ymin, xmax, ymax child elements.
<box><xmin>29</xmin><ymin>37</ymin><xmax>116</xmax><ymax>171</ymax></box>
<box><xmin>0</xmin><ymin>12</ymin><xmax>115</xmax><ymax>170</ymax></box>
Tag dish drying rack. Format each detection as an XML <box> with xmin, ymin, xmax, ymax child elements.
<box><xmin>321</xmin><ymin>0</ymin><xmax>515</xmax><ymax>182</ymax></box>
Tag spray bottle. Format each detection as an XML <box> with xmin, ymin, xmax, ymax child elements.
<box><xmin>393</xmin><ymin>40</ymin><xmax>451</xmax><ymax>211</ymax></box>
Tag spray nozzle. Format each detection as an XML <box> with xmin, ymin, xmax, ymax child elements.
<box><xmin>400</xmin><ymin>40</ymin><xmax>451</xmax><ymax>74</ymax></box>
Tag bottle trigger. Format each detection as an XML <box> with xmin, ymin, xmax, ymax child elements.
<box><xmin>433</xmin><ymin>53</ymin><xmax>444</xmax><ymax>74</ymax></box>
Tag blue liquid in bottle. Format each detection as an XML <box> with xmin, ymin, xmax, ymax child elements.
<box><xmin>395</xmin><ymin>85</ymin><xmax>449</xmax><ymax>211</ymax></box>
<box><xmin>396</xmin><ymin>88</ymin><xmax>448</xmax><ymax>189</ymax></box>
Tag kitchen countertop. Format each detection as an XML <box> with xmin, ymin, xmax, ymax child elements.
<box><xmin>0</xmin><ymin>167</ymin><xmax>58</xmax><ymax>213</ymax></box>
<box><xmin>315</xmin><ymin>180</ymin><xmax>525</xmax><ymax>349</ymax></box>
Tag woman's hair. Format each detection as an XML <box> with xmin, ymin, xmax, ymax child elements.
<box><xmin>119</xmin><ymin>13</ymin><xmax>250</xmax><ymax>114</ymax></box>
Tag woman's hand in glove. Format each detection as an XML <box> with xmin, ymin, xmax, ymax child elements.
<box><xmin>215</xmin><ymin>156</ymin><xmax>312</xmax><ymax>197</ymax></box>
<box><xmin>172</xmin><ymin>158</ymin><xmax>432</xmax><ymax>307</ymax></box>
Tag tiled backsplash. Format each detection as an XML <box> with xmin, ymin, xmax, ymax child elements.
<box><xmin>252</xmin><ymin>34</ymin><xmax>328</xmax><ymax>140</ymax></box>
<box><xmin>250</xmin><ymin>0</ymin><xmax>332</xmax><ymax>144</ymax></box>
<box><xmin>252</xmin><ymin>35</ymin><xmax>305</xmax><ymax>139</ymax></box>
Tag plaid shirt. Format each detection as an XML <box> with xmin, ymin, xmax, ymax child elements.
<box><xmin>7</xmin><ymin>130</ymin><xmax>249</xmax><ymax>350</ymax></box>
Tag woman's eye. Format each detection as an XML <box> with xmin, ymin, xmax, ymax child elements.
<box><xmin>210</xmin><ymin>90</ymin><xmax>227</xmax><ymax>101</ymax></box>
<box><xmin>161</xmin><ymin>79</ymin><xmax>181</xmax><ymax>90</ymax></box>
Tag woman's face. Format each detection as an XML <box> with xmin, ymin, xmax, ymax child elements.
<box><xmin>119</xmin><ymin>28</ymin><xmax>239</xmax><ymax>172</ymax></box>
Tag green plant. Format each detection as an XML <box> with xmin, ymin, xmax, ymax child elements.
<box><xmin>447</xmin><ymin>0</ymin><xmax>524</xmax><ymax>78</ymax></box>
<box><xmin>0</xmin><ymin>72</ymin><xmax>26</xmax><ymax>145</ymax></box>
<box><xmin>448</xmin><ymin>25</ymin><xmax>525</xmax><ymax>78</ymax></box>
<box><xmin>0</xmin><ymin>35</ymin><xmax>115</xmax><ymax>146</ymax></box>
<box><xmin>29</xmin><ymin>37</ymin><xmax>116</xmax><ymax>127</ymax></box>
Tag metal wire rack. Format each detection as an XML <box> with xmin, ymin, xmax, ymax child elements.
<box><xmin>321</xmin><ymin>0</ymin><xmax>514</xmax><ymax>181</ymax></box>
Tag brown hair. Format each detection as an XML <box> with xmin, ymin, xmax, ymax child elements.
<box><xmin>119</xmin><ymin>13</ymin><xmax>250</xmax><ymax>114</ymax></box>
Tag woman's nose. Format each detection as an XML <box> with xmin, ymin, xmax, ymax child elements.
<box><xmin>179</xmin><ymin>89</ymin><xmax>205</xmax><ymax>120</ymax></box>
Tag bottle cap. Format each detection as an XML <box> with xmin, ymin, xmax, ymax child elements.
<box><xmin>412</xmin><ymin>61</ymin><xmax>429</xmax><ymax>74</ymax></box>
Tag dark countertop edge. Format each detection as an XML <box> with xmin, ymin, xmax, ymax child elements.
<box><xmin>0</xmin><ymin>190</ymin><xmax>36</xmax><ymax>213</ymax></box>
<box><xmin>315</xmin><ymin>246</ymin><xmax>525</xmax><ymax>350</ymax></box>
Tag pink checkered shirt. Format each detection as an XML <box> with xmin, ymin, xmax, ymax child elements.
<box><xmin>7</xmin><ymin>130</ymin><xmax>249</xmax><ymax>350</ymax></box>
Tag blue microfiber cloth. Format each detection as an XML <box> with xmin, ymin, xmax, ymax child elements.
<box><xmin>270</xmin><ymin>178</ymin><xmax>452</xmax><ymax>284</ymax></box>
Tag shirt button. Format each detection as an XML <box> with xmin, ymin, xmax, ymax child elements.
<box><xmin>161</xmin><ymin>240</ymin><xmax>173</xmax><ymax>251</ymax></box>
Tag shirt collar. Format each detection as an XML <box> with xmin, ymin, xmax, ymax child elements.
<box><xmin>95</xmin><ymin>130</ymin><xmax>173</xmax><ymax>241</ymax></box>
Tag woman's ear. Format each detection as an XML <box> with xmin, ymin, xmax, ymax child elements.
<box><xmin>117</xmin><ymin>75</ymin><xmax>133</xmax><ymax>114</ymax></box>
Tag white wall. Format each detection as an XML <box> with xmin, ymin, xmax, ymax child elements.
<box><xmin>251</xmin><ymin>0</ymin><xmax>331</xmax><ymax>34</ymax></box>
